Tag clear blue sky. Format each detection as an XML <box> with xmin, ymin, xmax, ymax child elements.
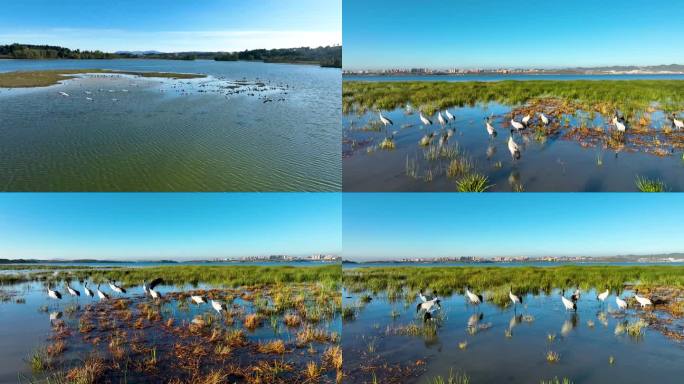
<box><xmin>0</xmin><ymin>0</ymin><xmax>341</xmax><ymax>52</ymax></box>
<box><xmin>343</xmin><ymin>0</ymin><xmax>684</xmax><ymax>70</ymax></box>
<box><xmin>343</xmin><ymin>194</ymin><xmax>684</xmax><ymax>260</ymax></box>
<box><xmin>0</xmin><ymin>193</ymin><xmax>341</xmax><ymax>260</ymax></box>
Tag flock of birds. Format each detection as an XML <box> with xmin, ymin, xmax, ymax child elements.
<box><xmin>377</xmin><ymin>107</ymin><xmax>684</xmax><ymax>160</ymax></box>
<box><xmin>58</xmin><ymin>88</ymin><xmax>129</xmax><ymax>103</ymax></box>
<box><xmin>415</xmin><ymin>287</ymin><xmax>654</xmax><ymax>322</ymax></box>
<box><xmin>44</xmin><ymin>279</ymin><xmax>231</xmax><ymax>317</ymax></box>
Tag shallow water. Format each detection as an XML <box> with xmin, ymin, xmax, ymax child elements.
<box><xmin>0</xmin><ymin>279</ymin><xmax>340</xmax><ymax>382</ymax></box>
<box><xmin>343</xmin><ymin>288</ymin><xmax>684</xmax><ymax>384</ymax></box>
<box><xmin>344</xmin><ymin>74</ymin><xmax>684</xmax><ymax>82</ymax></box>
<box><xmin>0</xmin><ymin>59</ymin><xmax>341</xmax><ymax>191</ymax></box>
<box><xmin>343</xmin><ymin>104</ymin><xmax>684</xmax><ymax>191</ymax></box>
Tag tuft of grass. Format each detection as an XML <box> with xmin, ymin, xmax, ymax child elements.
<box><xmin>243</xmin><ymin>313</ymin><xmax>262</xmax><ymax>330</ymax></box>
<box><xmin>539</xmin><ymin>378</ymin><xmax>573</xmax><ymax>384</ymax></box>
<box><xmin>28</xmin><ymin>348</ymin><xmax>50</xmax><ymax>373</ymax></box>
<box><xmin>458</xmin><ymin>341</ymin><xmax>468</xmax><ymax>350</ymax></box>
<box><xmin>635</xmin><ymin>176</ymin><xmax>667</xmax><ymax>192</ymax></box>
<box><xmin>379</xmin><ymin>137</ymin><xmax>396</xmax><ymax>150</ymax></box>
<box><xmin>456</xmin><ymin>173</ymin><xmax>492</xmax><ymax>192</ymax></box>
<box><xmin>427</xmin><ymin>369</ymin><xmax>470</xmax><ymax>384</ymax></box>
<box><xmin>447</xmin><ymin>157</ymin><xmax>472</xmax><ymax>178</ymax></box>
<box><xmin>323</xmin><ymin>345</ymin><xmax>343</xmax><ymax>370</ymax></box>
<box><xmin>257</xmin><ymin>339</ymin><xmax>286</xmax><ymax>354</ymax></box>
<box><xmin>65</xmin><ymin>356</ymin><xmax>106</xmax><ymax>384</ymax></box>
<box><xmin>546</xmin><ymin>350</ymin><xmax>560</xmax><ymax>363</ymax></box>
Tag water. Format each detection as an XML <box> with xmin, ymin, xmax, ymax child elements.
<box><xmin>344</xmin><ymin>74</ymin><xmax>684</xmax><ymax>82</ymax></box>
<box><xmin>0</xmin><ymin>59</ymin><xmax>341</xmax><ymax>191</ymax></box>
<box><xmin>343</xmin><ymin>103</ymin><xmax>684</xmax><ymax>192</ymax></box>
<box><xmin>343</xmin><ymin>261</ymin><xmax>684</xmax><ymax>269</ymax></box>
<box><xmin>343</xmin><ymin>288</ymin><xmax>684</xmax><ymax>384</ymax></box>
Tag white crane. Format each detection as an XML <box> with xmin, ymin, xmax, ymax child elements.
<box><xmin>437</xmin><ymin>111</ymin><xmax>447</xmax><ymax>127</ymax></box>
<box><xmin>615</xmin><ymin>119</ymin><xmax>626</xmax><ymax>132</ymax></box>
<box><xmin>521</xmin><ymin>113</ymin><xmax>531</xmax><ymax>127</ymax></box>
<box><xmin>378</xmin><ymin>112</ymin><xmax>393</xmax><ymax>128</ymax></box>
<box><xmin>445</xmin><ymin>109</ymin><xmax>455</xmax><ymax>121</ymax></box>
<box><xmin>108</xmin><ymin>281</ymin><xmax>126</xmax><ymax>295</ymax></box>
<box><xmin>508</xmin><ymin>133</ymin><xmax>521</xmax><ymax>160</ymax></box>
<box><xmin>66</xmin><ymin>283</ymin><xmax>80</xmax><ymax>298</ymax></box>
<box><xmin>58</xmin><ymin>92</ymin><xmax>69</xmax><ymax>97</ymax></box>
<box><xmin>539</xmin><ymin>112</ymin><xmax>549</xmax><ymax>126</ymax></box>
<box><xmin>509</xmin><ymin>287</ymin><xmax>522</xmax><ymax>309</ymax></box>
<box><xmin>510</xmin><ymin>118</ymin><xmax>525</xmax><ymax>131</ymax></box>
<box><xmin>211</xmin><ymin>299</ymin><xmax>227</xmax><ymax>315</ymax></box>
<box><xmin>561</xmin><ymin>290</ymin><xmax>577</xmax><ymax>311</ymax></box>
<box><xmin>419</xmin><ymin>112</ymin><xmax>433</xmax><ymax>126</ymax></box>
<box><xmin>634</xmin><ymin>289</ymin><xmax>652</xmax><ymax>308</ymax></box>
<box><xmin>96</xmin><ymin>284</ymin><xmax>109</xmax><ymax>300</ymax></box>
<box><xmin>47</xmin><ymin>285</ymin><xmax>62</xmax><ymax>300</ymax></box>
<box><xmin>597</xmin><ymin>289</ymin><xmax>609</xmax><ymax>302</ymax></box>
<box><xmin>83</xmin><ymin>282</ymin><xmax>94</xmax><ymax>298</ymax></box>
<box><xmin>485</xmin><ymin>117</ymin><xmax>496</xmax><ymax>137</ymax></box>
<box><xmin>86</xmin><ymin>97</ymin><xmax>93</xmax><ymax>101</ymax></box>
<box><xmin>615</xmin><ymin>296</ymin><xmax>628</xmax><ymax>310</ymax></box>
<box><xmin>465</xmin><ymin>287</ymin><xmax>483</xmax><ymax>305</ymax></box>
<box><xmin>190</xmin><ymin>295</ymin><xmax>207</xmax><ymax>305</ymax></box>
<box><xmin>671</xmin><ymin>114</ymin><xmax>684</xmax><ymax>129</ymax></box>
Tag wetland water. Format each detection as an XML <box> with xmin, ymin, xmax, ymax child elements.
<box><xmin>343</xmin><ymin>75</ymin><xmax>684</xmax><ymax>192</ymax></box>
<box><xmin>0</xmin><ymin>59</ymin><xmax>341</xmax><ymax>191</ymax></box>
<box><xmin>0</xmin><ymin>265</ymin><xmax>342</xmax><ymax>383</ymax></box>
<box><xmin>343</xmin><ymin>288</ymin><xmax>684</xmax><ymax>384</ymax></box>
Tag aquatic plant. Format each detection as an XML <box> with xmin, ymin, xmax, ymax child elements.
<box><xmin>257</xmin><ymin>339</ymin><xmax>286</xmax><ymax>354</ymax></box>
<box><xmin>546</xmin><ymin>350</ymin><xmax>560</xmax><ymax>363</ymax></box>
<box><xmin>379</xmin><ymin>137</ymin><xmax>396</xmax><ymax>150</ymax></box>
<box><xmin>446</xmin><ymin>157</ymin><xmax>472</xmax><ymax>178</ymax></box>
<box><xmin>635</xmin><ymin>176</ymin><xmax>667</xmax><ymax>192</ymax></box>
<box><xmin>458</xmin><ymin>341</ymin><xmax>468</xmax><ymax>350</ymax></box>
<box><xmin>455</xmin><ymin>173</ymin><xmax>492</xmax><ymax>192</ymax></box>
<box><xmin>427</xmin><ymin>369</ymin><xmax>470</xmax><ymax>384</ymax></box>
<box><xmin>539</xmin><ymin>378</ymin><xmax>573</xmax><ymax>384</ymax></box>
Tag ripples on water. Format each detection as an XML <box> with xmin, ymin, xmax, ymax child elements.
<box><xmin>0</xmin><ymin>59</ymin><xmax>341</xmax><ymax>191</ymax></box>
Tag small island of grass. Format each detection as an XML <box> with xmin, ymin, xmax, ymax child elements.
<box><xmin>0</xmin><ymin>69</ymin><xmax>206</xmax><ymax>88</ymax></box>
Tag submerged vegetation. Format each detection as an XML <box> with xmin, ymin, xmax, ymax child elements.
<box><xmin>343</xmin><ymin>80</ymin><xmax>684</xmax><ymax>116</ymax></box>
<box><xmin>0</xmin><ymin>69</ymin><xmax>206</xmax><ymax>88</ymax></box>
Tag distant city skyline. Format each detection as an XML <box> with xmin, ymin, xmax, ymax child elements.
<box><xmin>343</xmin><ymin>194</ymin><xmax>684</xmax><ymax>261</ymax></box>
<box><xmin>0</xmin><ymin>193</ymin><xmax>341</xmax><ymax>260</ymax></box>
<box><xmin>0</xmin><ymin>0</ymin><xmax>341</xmax><ymax>52</ymax></box>
<box><xmin>343</xmin><ymin>0</ymin><xmax>684</xmax><ymax>70</ymax></box>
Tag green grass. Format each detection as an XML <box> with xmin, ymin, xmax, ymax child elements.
<box><xmin>0</xmin><ymin>69</ymin><xmax>206</xmax><ymax>88</ymax></box>
<box><xmin>635</xmin><ymin>176</ymin><xmax>668</xmax><ymax>192</ymax></box>
<box><xmin>343</xmin><ymin>80</ymin><xmax>684</xmax><ymax>116</ymax></box>
<box><xmin>1</xmin><ymin>265</ymin><xmax>341</xmax><ymax>288</ymax></box>
<box><xmin>343</xmin><ymin>266</ymin><xmax>684</xmax><ymax>306</ymax></box>
<box><xmin>427</xmin><ymin>369</ymin><xmax>470</xmax><ymax>384</ymax></box>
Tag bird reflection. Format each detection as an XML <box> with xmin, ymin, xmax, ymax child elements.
<box><xmin>561</xmin><ymin>313</ymin><xmax>578</xmax><ymax>336</ymax></box>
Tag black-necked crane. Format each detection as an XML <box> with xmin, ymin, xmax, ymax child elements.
<box><xmin>83</xmin><ymin>282</ymin><xmax>94</xmax><ymax>298</ymax></box>
<box><xmin>539</xmin><ymin>112</ymin><xmax>549</xmax><ymax>126</ymax></box>
<box><xmin>47</xmin><ymin>285</ymin><xmax>62</xmax><ymax>301</ymax></box>
<box><xmin>465</xmin><ymin>287</ymin><xmax>483</xmax><ymax>306</ymax></box>
<box><xmin>211</xmin><ymin>299</ymin><xmax>227</xmax><ymax>315</ymax></box>
<box><xmin>634</xmin><ymin>289</ymin><xmax>652</xmax><ymax>308</ymax></box>
<box><xmin>671</xmin><ymin>114</ymin><xmax>684</xmax><ymax>129</ymax></box>
<box><xmin>508</xmin><ymin>131</ymin><xmax>521</xmax><ymax>160</ymax></box>
<box><xmin>615</xmin><ymin>296</ymin><xmax>627</xmax><ymax>310</ymax></box>
<box><xmin>445</xmin><ymin>109</ymin><xmax>455</xmax><ymax>122</ymax></box>
<box><xmin>419</xmin><ymin>132</ymin><xmax>435</xmax><ymax>146</ymax></box>
<box><xmin>561</xmin><ymin>290</ymin><xmax>576</xmax><ymax>311</ymax></box>
<box><xmin>439</xmin><ymin>132</ymin><xmax>449</xmax><ymax>147</ymax></box>
<box><xmin>66</xmin><ymin>283</ymin><xmax>80</xmax><ymax>299</ymax></box>
<box><xmin>416</xmin><ymin>290</ymin><xmax>441</xmax><ymax>314</ymax></box>
<box><xmin>147</xmin><ymin>278</ymin><xmax>163</xmax><ymax>300</ymax></box>
<box><xmin>510</xmin><ymin>118</ymin><xmax>525</xmax><ymax>131</ymax></box>
<box><xmin>378</xmin><ymin>112</ymin><xmax>393</xmax><ymax>129</ymax></box>
<box><xmin>96</xmin><ymin>284</ymin><xmax>109</xmax><ymax>300</ymax></box>
<box><xmin>485</xmin><ymin>117</ymin><xmax>496</xmax><ymax>137</ymax></box>
<box><xmin>190</xmin><ymin>295</ymin><xmax>207</xmax><ymax>306</ymax></box>
<box><xmin>509</xmin><ymin>287</ymin><xmax>522</xmax><ymax>310</ymax></box>
<box><xmin>438</xmin><ymin>111</ymin><xmax>447</xmax><ymax>127</ymax></box>
<box><xmin>108</xmin><ymin>281</ymin><xmax>126</xmax><ymax>295</ymax></box>
<box><xmin>419</xmin><ymin>112</ymin><xmax>433</xmax><ymax>126</ymax></box>
<box><xmin>571</xmin><ymin>289</ymin><xmax>581</xmax><ymax>303</ymax></box>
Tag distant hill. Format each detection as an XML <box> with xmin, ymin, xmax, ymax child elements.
<box><xmin>0</xmin><ymin>43</ymin><xmax>341</xmax><ymax>68</ymax></box>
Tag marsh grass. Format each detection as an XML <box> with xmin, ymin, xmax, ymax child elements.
<box><xmin>455</xmin><ymin>173</ymin><xmax>492</xmax><ymax>192</ymax></box>
<box><xmin>427</xmin><ymin>369</ymin><xmax>470</xmax><ymax>384</ymax></box>
<box><xmin>635</xmin><ymin>176</ymin><xmax>668</xmax><ymax>192</ymax></box>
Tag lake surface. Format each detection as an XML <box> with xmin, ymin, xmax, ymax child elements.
<box><xmin>0</xmin><ymin>59</ymin><xmax>341</xmax><ymax>191</ymax></box>
<box><xmin>343</xmin><ymin>288</ymin><xmax>684</xmax><ymax>384</ymax></box>
<box><xmin>344</xmin><ymin>73</ymin><xmax>684</xmax><ymax>82</ymax></box>
<box><xmin>343</xmin><ymin>103</ymin><xmax>684</xmax><ymax>192</ymax></box>
<box><xmin>343</xmin><ymin>261</ymin><xmax>684</xmax><ymax>269</ymax></box>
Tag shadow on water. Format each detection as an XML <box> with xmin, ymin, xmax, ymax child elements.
<box><xmin>342</xmin><ymin>288</ymin><xmax>684</xmax><ymax>384</ymax></box>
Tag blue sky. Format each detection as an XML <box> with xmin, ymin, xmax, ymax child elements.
<box><xmin>343</xmin><ymin>0</ymin><xmax>684</xmax><ymax>70</ymax></box>
<box><xmin>0</xmin><ymin>193</ymin><xmax>341</xmax><ymax>260</ymax></box>
<box><xmin>343</xmin><ymin>194</ymin><xmax>684</xmax><ymax>260</ymax></box>
<box><xmin>0</xmin><ymin>0</ymin><xmax>341</xmax><ymax>52</ymax></box>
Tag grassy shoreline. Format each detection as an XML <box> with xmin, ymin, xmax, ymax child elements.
<box><xmin>343</xmin><ymin>80</ymin><xmax>684</xmax><ymax>116</ymax></box>
<box><xmin>0</xmin><ymin>69</ymin><xmax>206</xmax><ymax>88</ymax></box>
